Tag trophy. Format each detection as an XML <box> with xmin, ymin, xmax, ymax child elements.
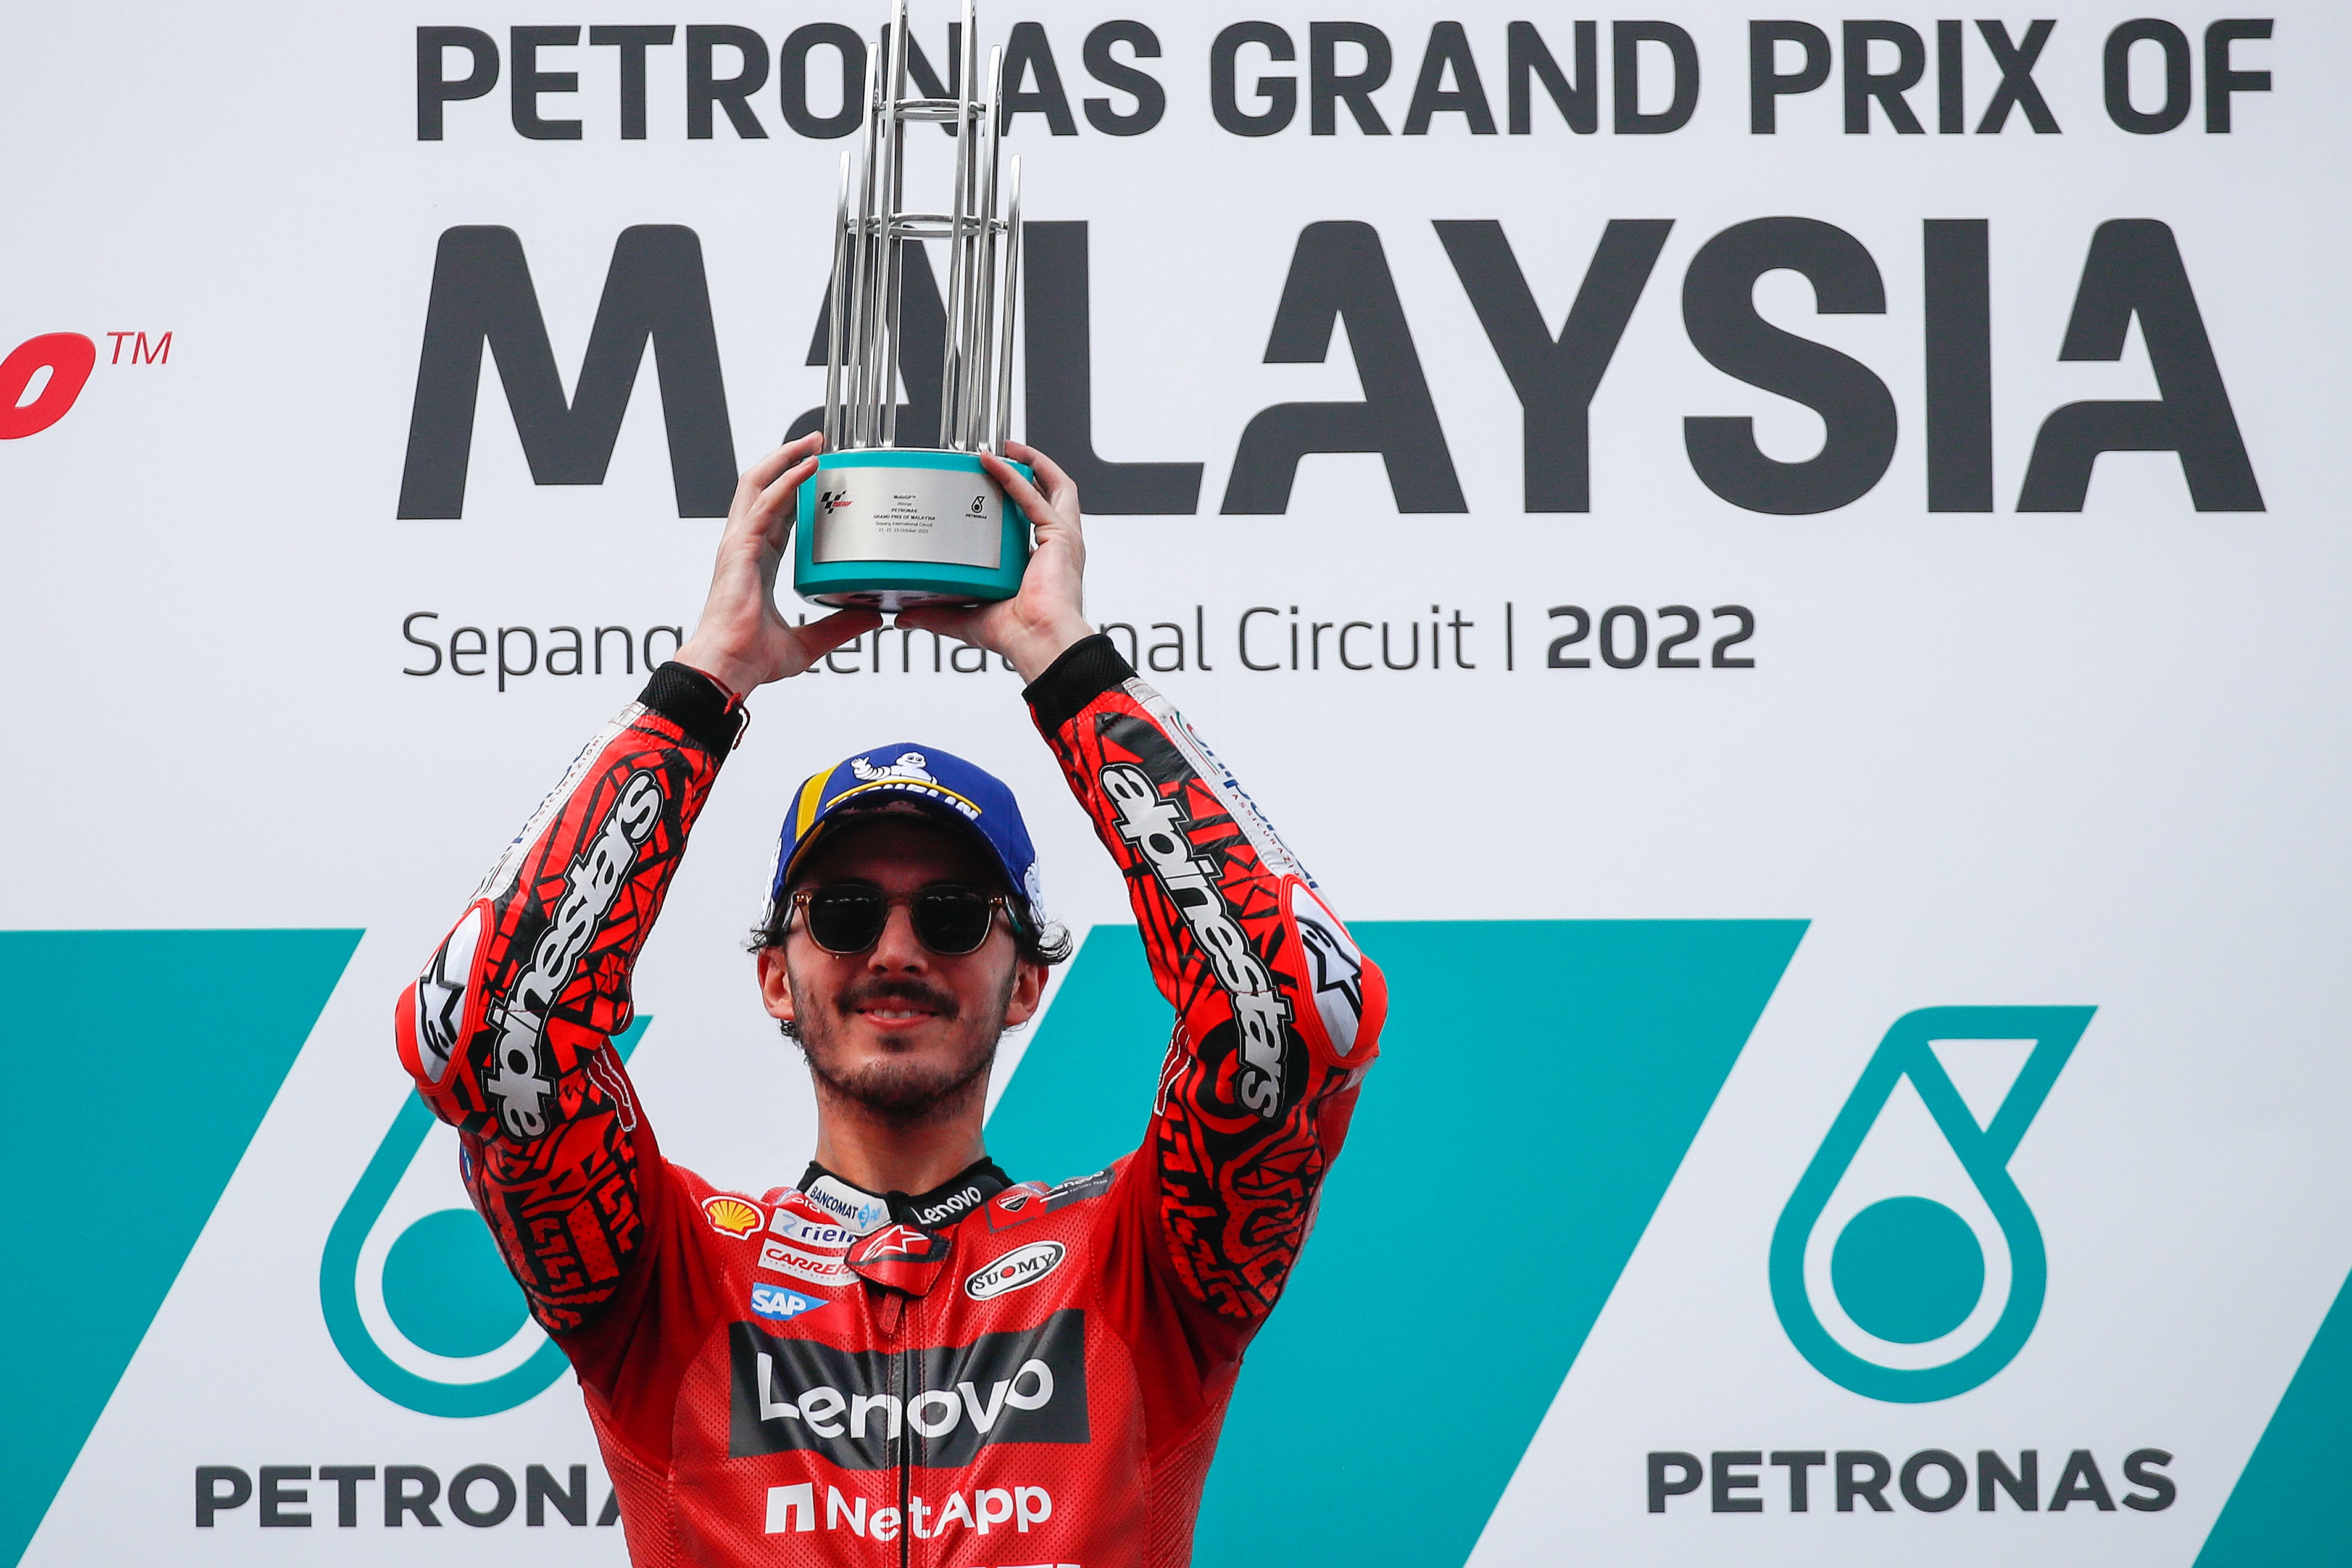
<box><xmin>794</xmin><ymin>0</ymin><xmax>1031</xmax><ymax>609</ymax></box>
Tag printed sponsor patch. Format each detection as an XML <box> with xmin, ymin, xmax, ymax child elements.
<box><xmin>413</xmin><ymin>905</ymin><xmax>484</xmax><ymax>1084</ymax></box>
<box><xmin>986</xmin><ymin>1182</ymin><xmax>1050</xmax><ymax>1230</ymax></box>
<box><xmin>478</xmin><ymin>767</ymin><xmax>663</xmax><ymax>1139</ymax></box>
<box><xmin>749</xmin><ymin>1283</ymin><xmax>829</xmax><ymax>1323</ymax></box>
<box><xmin>729</xmin><ymin>1309</ymin><xmax>1089</xmax><ymax>1467</ymax></box>
<box><xmin>703</xmin><ymin>1195</ymin><xmax>764</xmax><ymax>1240</ymax></box>
<box><xmin>1292</xmin><ymin>884</ymin><xmax>1368</xmax><ymax>1057</ymax></box>
<box><xmin>904</xmin><ymin>1177</ymin><xmax>994</xmax><ymax>1229</ymax></box>
<box><xmin>761</xmin><ymin>1239</ymin><xmax>855</xmax><ymax>1285</ymax></box>
<box><xmin>770</xmin><ymin>1211</ymin><xmax>859</xmax><ymax>1251</ymax></box>
<box><xmin>965</xmin><ymin>1241</ymin><xmax>1067</xmax><ymax>1301</ymax></box>
<box><xmin>1097</xmin><ymin>752</ymin><xmax>1293</xmax><ymax>1119</ymax></box>
<box><xmin>1045</xmin><ymin>1167</ymin><xmax>1115</xmax><ymax>1211</ymax></box>
<box><xmin>849</xmin><ymin>1224</ymin><xmax>950</xmax><ymax>1266</ymax></box>
<box><xmin>802</xmin><ymin>1174</ymin><xmax>891</xmax><ymax>1235</ymax></box>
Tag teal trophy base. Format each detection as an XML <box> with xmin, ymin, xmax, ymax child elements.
<box><xmin>794</xmin><ymin>449</ymin><xmax>1033</xmax><ymax>609</ymax></box>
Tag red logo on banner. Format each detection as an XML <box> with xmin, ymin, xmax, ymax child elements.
<box><xmin>0</xmin><ymin>334</ymin><xmax>96</xmax><ymax>440</ymax></box>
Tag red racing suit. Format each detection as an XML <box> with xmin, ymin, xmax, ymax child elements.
<box><xmin>393</xmin><ymin>636</ymin><xmax>1385</xmax><ymax>1567</ymax></box>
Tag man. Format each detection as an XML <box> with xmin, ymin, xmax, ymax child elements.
<box><xmin>394</xmin><ymin>433</ymin><xmax>1385</xmax><ymax>1566</ymax></box>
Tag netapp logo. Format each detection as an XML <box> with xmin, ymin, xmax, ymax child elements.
<box><xmin>1099</xmin><ymin>760</ymin><xmax>1291</xmax><ymax>1117</ymax></box>
<box><xmin>728</xmin><ymin>1311</ymin><xmax>1087</xmax><ymax>1469</ymax></box>
<box><xmin>481</xmin><ymin>769</ymin><xmax>661</xmax><ymax>1138</ymax></box>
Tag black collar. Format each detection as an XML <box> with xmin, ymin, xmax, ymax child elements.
<box><xmin>798</xmin><ymin>1156</ymin><xmax>1013</xmax><ymax>1232</ymax></box>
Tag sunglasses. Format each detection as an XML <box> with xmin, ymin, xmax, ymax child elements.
<box><xmin>789</xmin><ymin>885</ymin><xmax>1016</xmax><ymax>956</ymax></box>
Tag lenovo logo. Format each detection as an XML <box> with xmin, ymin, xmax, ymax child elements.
<box><xmin>728</xmin><ymin>1310</ymin><xmax>1087</xmax><ymax>1468</ymax></box>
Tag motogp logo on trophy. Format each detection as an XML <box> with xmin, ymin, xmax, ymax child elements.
<box><xmin>1769</xmin><ymin>1006</ymin><xmax>2095</xmax><ymax>1403</ymax></box>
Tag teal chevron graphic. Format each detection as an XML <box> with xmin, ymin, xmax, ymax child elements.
<box><xmin>0</xmin><ymin>929</ymin><xmax>359</xmax><ymax>1568</ymax></box>
<box><xmin>988</xmin><ymin>918</ymin><xmax>1807</xmax><ymax>1568</ymax></box>
<box><xmin>2193</xmin><ymin>1264</ymin><xmax>2352</xmax><ymax>1566</ymax></box>
<box><xmin>320</xmin><ymin>1018</ymin><xmax>649</xmax><ymax>1416</ymax></box>
<box><xmin>1769</xmin><ymin>1006</ymin><xmax>2093</xmax><ymax>1403</ymax></box>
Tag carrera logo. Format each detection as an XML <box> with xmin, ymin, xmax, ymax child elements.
<box><xmin>760</xmin><ymin>1240</ymin><xmax>854</xmax><ymax>1286</ymax></box>
<box><xmin>728</xmin><ymin>1310</ymin><xmax>1089</xmax><ymax>1468</ymax></box>
<box><xmin>702</xmin><ymin>1195</ymin><xmax>763</xmax><ymax>1240</ymax></box>
<box><xmin>965</xmin><ymin>1242</ymin><xmax>1066</xmax><ymax>1301</ymax></box>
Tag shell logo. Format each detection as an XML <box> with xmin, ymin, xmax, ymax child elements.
<box><xmin>701</xmin><ymin>1195</ymin><xmax>763</xmax><ymax>1240</ymax></box>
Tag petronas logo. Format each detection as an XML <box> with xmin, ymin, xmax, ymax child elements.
<box><xmin>1770</xmin><ymin>1006</ymin><xmax>2095</xmax><ymax>1403</ymax></box>
<box><xmin>320</xmin><ymin>1019</ymin><xmax>649</xmax><ymax>1416</ymax></box>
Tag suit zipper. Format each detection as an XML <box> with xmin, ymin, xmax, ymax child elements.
<box><xmin>900</xmin><ymin>1337</ymin><xmax>915</xmax><ymax>1568</ymax></box>
<box><xmin>878</xmin><ymin>1285</ymin><xmax>912</xmax><ymax>1568</ymax></box>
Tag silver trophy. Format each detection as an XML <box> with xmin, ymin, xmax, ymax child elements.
<box><xmin>794</xmin><ymin>0</ymin><xmax>1030</xmax><ymax>608</ymax></box>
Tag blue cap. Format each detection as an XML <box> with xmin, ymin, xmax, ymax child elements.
<box><xmin>764</xmin><ymin>744</ymin><xmax>1045</xmax><ymax>932</ymax></box>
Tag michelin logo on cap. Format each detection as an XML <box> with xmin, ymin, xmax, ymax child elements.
<box><xmin>767</xmin><ymin>741</ymin><xmax>1049</xmax><ymax>932</ymax></box>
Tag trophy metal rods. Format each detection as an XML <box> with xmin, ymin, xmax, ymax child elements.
<box><xmin>823</xmin><ymin>0</ymin><xmax>1023</xmax><ymax>457</ymax></box>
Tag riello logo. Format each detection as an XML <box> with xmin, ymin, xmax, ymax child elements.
<box><xmin>1770</xmin><ymin>1006</ymin><xmax>2095</xmax><ymax>1403</ymax></box>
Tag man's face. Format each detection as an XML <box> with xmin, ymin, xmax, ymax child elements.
<box><xmin>757</xmin><ymin>811</ymin><xmax>1045</xmax><ymax>1125</ymax></box>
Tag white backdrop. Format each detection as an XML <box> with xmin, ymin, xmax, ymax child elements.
<box><xmin>4</xmin><ymin>3</ymin><xmax>2346</xmax><ymax>1565</ymax></box>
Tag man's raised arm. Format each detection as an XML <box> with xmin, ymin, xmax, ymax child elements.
<box><xmin>904</xmin><ymin>446</ymin><xmax>1389</xmax><ymax>1328</ymax></box>
<box><xmin>393</xmin><ymin>435</ymin><xmax>875</xmax><ymax>1332</ymax></box>
<box><xmin>1026</xmin><ymin>639</ymin><xmax>1386</xmax><ymax>1322</ymax></box>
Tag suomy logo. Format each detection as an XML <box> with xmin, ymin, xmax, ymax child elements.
<box><xmin>728</xmin><ymin>1311</ymin><xmax>1087</xmax><ymax>1468</ymax></box>
<box><xmin>965</xmin><ymin>1242</ymin><xmax>1066</xmax><ymax>1301</ymax></box>
<box><xmin>1770</xmin><ymin>1006</ymin><xmax>2095</xmax><ymax>1403</ymax></box>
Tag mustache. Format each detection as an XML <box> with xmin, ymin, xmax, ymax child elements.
<box><xmin>834</xmin><ymin>976</ymin><xmax>962</xmax><ymax>1021</ymax></box>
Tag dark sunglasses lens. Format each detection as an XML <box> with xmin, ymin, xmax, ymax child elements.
<box><xmin>912</xmin><ymin>892</ymin><xmax>995</xmax><ymax>954</ymax></box>
<box><xmin>804</xmin><ymin>891</ymin><xmax>887</xmax><ymax>953</ymax></box>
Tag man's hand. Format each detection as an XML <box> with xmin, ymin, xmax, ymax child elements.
<box><xmin>676</xmin><ymin>435</ymin><xmax>881</xmax><ymax>695</ymax></box>
<box><xmin>897</xmin><ymin>441</ymin><xmax>1092</xmax><ymax>684</ymax></box>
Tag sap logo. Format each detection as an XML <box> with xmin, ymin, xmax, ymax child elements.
<box><xmin>769</xmin><ymin>1211</ymin><xmax>857</xmax><ymax>1250</ymax></box>
<box><xmin>965</xmin><ymin>1242</ymin><xmax>1066</xmax><ymax>1301</ymax></box>
<box><xmin>749</xmin><ymin>1284</ymin><xmax>829</xmax><ymax>1324</ymax></box>
<box><xmin>729</xmin><ymin>1311</ymin><xmax>1087</xmax><ymax>1468</ymax></box>
<box><xmin>762</xmin><ymin>1479</ymin><xmax>1053</xmax><ymax>1541</ymax></box>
